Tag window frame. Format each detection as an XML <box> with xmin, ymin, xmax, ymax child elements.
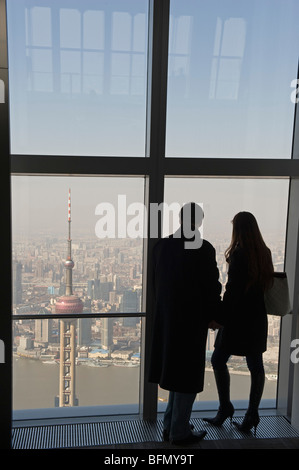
<box><xmin>1</xmin><ymin>0</ymin><xmax>299</xmax><ymax>444</ymax></box>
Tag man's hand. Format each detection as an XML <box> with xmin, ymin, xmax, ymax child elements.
<box><xmin>208</xmin><ymin>320</ymin><xmax>222</xmax><ymax>330</ymax></box>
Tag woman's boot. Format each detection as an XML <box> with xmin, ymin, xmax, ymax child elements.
<box><xmin>203</xmin><ymin>367</ymin><xmax>234</xmax><ymax>426</ymax></box>
<box><xmin>233</xmin><ymin>371</ymin><xmax>265</xmax><ymax>435</ymax></box>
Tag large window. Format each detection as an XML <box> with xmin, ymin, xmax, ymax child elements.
<box><xmin>7</xmin><ymin>0</ymin><xmax>149</xmax><ymax>156</ymax></box>
<box><xmin>11</xmin><ymin>176</ymin><xmax>144</xmax><ymax>315</ymax></box>
<box><xmin>166</xmin><ymin>0</ymin><xmax>299</xmax><ymax>158</ymax></box>
<box><xmin>159</xmin><ymin>177</ymin><xmax>289</xmax><ymax>410</ymax></box>
<box><xmin>12</xmin><ymin>175</ymin><xmax>144</xmax><ymax>413</ymax></box>
<box><xmin>6</xmin><ymin>0</ymin><xmax>299</xmax><ymax>427</ymax></box>
<box><xmin>13</xmin><ymin>317</ymin><xmax>141</xmax><ymax>411</ymax></box>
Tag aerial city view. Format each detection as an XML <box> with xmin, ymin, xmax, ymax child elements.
<box><xmin>11</xmin><ymin>187</ymin><xmax>285</xmax><ymax>411</ymax></box>
<box><xmin>7</xmin><ymin>0</ymin><xmax>295</xmax><ymax>413</ymax></box>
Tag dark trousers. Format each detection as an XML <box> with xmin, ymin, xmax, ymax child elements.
<box><xmin>164</xmin><ymin>391</ymin><xmax>197</xmax><ymax>440</ymax></box>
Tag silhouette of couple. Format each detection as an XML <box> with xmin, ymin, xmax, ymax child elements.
<box><xmin>149</xmin><ymin>203</ymin><xmax>274</xmax><ymax>445</ymax></box>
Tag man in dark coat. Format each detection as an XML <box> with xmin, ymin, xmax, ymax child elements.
<box><xmin>148</xmin><ymin>203</ymin><xmax>222</xmax><ymax>444</ymax></box>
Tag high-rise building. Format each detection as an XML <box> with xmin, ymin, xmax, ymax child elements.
<box><xmin>101</xmin><ymin>317</ymin><xmax>114</xmax><ymax>352</ymax></box>
<box><xmin>55</xmin><ymin>189</ymin><xmax>83</xmax><ymax>407</ymax></box>
<box><xmin>87</xmin><ymin>278</ymin><xmax>101</xmax><ymax>300</ymax></box>
<box><xmin>77</xmin><ymin>318</ymin><xmax>92</xmax><ymax>347</ymax></box>
<box><xmin>12</xmin><ymin>260</ymin><xmax>22</xmax><ymax>305</ymax></box>
<box><xmin>121</xmin><ymin>289</ymin><xmax>139</xmax><ymax>327</ymax></box>
<box><xmin>99</xmin><ymin>281</ymin><xmax>113</xmax><ymax>301</ymax></box>
<box><xmin>35</xmin><ymin>317</ymin><xmax>53</xmax><ymax>346</ymax></box>
<box><xmin>121</xmin><ymin>289</ymin><xmax>138</xmax><ymax>313</ymax></box>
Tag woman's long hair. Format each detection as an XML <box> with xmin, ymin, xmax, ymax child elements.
<box><xmin>225</xmin><ymin>212</ymin><xmax>274</xmax><ymax>292</ymax></box>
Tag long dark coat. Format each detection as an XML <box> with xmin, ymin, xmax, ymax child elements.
<box><xmin>215</xmin><ymin>247</ymin><xmax>268</xmax><ymax>356</ymax></box>
<box><xmin>148</xmin><ymin>232</ymin><xmax>222</xmax><ymax>393</ymax></box>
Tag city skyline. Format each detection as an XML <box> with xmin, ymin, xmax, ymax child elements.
<box><xmin>11</xmin><ymin>221</ymin><xmax>282</xmax><ymax>411</ymax></box>
<box><xmin>11</xmin><ymin>182</ymin><xmax>283</xmax><ymax>411</ymax></box>
<box><xmin>11</xmin><ymin>175</ymin><xmax>288</xmax><ymax>317</ymax></box>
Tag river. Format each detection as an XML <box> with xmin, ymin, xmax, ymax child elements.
<box><xmin>13</xmin><ymin>357</ymin><xmax>277</xmax><ymax>411</ymax></box>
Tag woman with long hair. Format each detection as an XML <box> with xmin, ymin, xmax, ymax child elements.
<box><xmin>204</xmin><ymin>212</ymin><xmax>274</xmax><ymax>434</ymax></box>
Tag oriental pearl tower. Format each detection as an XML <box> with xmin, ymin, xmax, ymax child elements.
<box><xmin>55</xmin><ymin>189</ymin><xmax>83</xmax><ymax>407</ymax></box>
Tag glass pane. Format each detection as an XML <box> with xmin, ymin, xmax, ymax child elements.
<box><xmin>11</xmin><ymin>175</ymin><xmax>144</xmax><ymax>316</ymax></box>
<box><xmin>7</xmin><ymin>0</ymin><xmax>148</xmax><ymax>156</ymax></box>
<box><xmin>166</xmin><ymin>0</ymin><xmax>299</xmax><ymax>158</ymax></box>
<box><xmin>12</xmin><ymin>175</ymin><xmax>144</xmax><ymax>413</ymax></box>
<box><xmin>160</xmin><ymin>177</ymin><xmax>289</xmax><ymax>409</ymax></box>
<box><xmin>13</xmin><ymin>316</ymin><xmax>141</xmax><ymax>411</ymax></box>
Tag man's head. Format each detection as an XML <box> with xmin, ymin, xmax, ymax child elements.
<box><xmin>179</xmin><ymin>202</ymin><xmax>204</xmax><ymax>230</ymax></box>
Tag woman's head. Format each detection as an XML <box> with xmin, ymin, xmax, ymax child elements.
<box><xmin>226</xmin><ymin>211</ymin><xmax>274</xmax><ymax>291</ymax></box>
<box><xmin>231</xmin><ymin>211</ymin><xmax>263</xmax><ymax>248</ymax></box>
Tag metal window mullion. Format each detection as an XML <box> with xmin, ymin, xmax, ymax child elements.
<box><xmin>10</xmin><ymin>155</ymin><xmax>299</xmax><ymax>178</ymax></box>
<box><xmin>10</xmin><ymin>154</ymin><xmax>150</xmax><ymax>175</ymax></box>
<box><xmin>163</xmin><ymin>157</ymin><xmax>299</xmax><ymax>178</ymax></box>
<box><xmin>141</xmin><ymin>0</ymin><xmax>170</xmax><ymax>421</ymax></box>
<box><xmin>278</xmin><ymin>178</ymin><xmax>299</xmax><ymax>420</ymax></box>
<box><xmin>278</xmin><ymin>62</ymin><xmax>299</xmax><ymax>428</ymax></box>
<box><xmin>0</xmin><ymin>0</ymin><xmax>12</xmax><ymax>450</ymax></box>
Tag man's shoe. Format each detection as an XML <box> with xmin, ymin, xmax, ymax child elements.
<box><xmin>171</xmin><ymin>430</ymin><xmax>207</xmax><ymax>445</ymax></box>
<box><xmin>163</xmin><ymin>424</ymin><xmax>194</xmax><ymax>442</ymax></box>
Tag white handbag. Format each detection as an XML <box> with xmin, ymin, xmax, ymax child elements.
<box><xmin>264</xmin><ymin>272</ymin><xmax>292</xmax><ymax>317</ymax></box>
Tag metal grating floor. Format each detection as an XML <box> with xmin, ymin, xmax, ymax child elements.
<box><xmin>12</xmin><ymin>416</ymin><xmax>299</xmax><ymax>449</ymax></box>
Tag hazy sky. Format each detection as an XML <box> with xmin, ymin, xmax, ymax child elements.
<box><xmin>11</xmin><ymin>175</ymin><xmax>289</xmax><ymax>250</ymax></box>
<box><xmin>166</xmin><ymin>0</ymin><xmax>299</xmax><ymax>159</ymax></box>
<box><xmin>7</xmin><ymin>0</ymin><xmax>149</xmax><ymax>157</ymax></box>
